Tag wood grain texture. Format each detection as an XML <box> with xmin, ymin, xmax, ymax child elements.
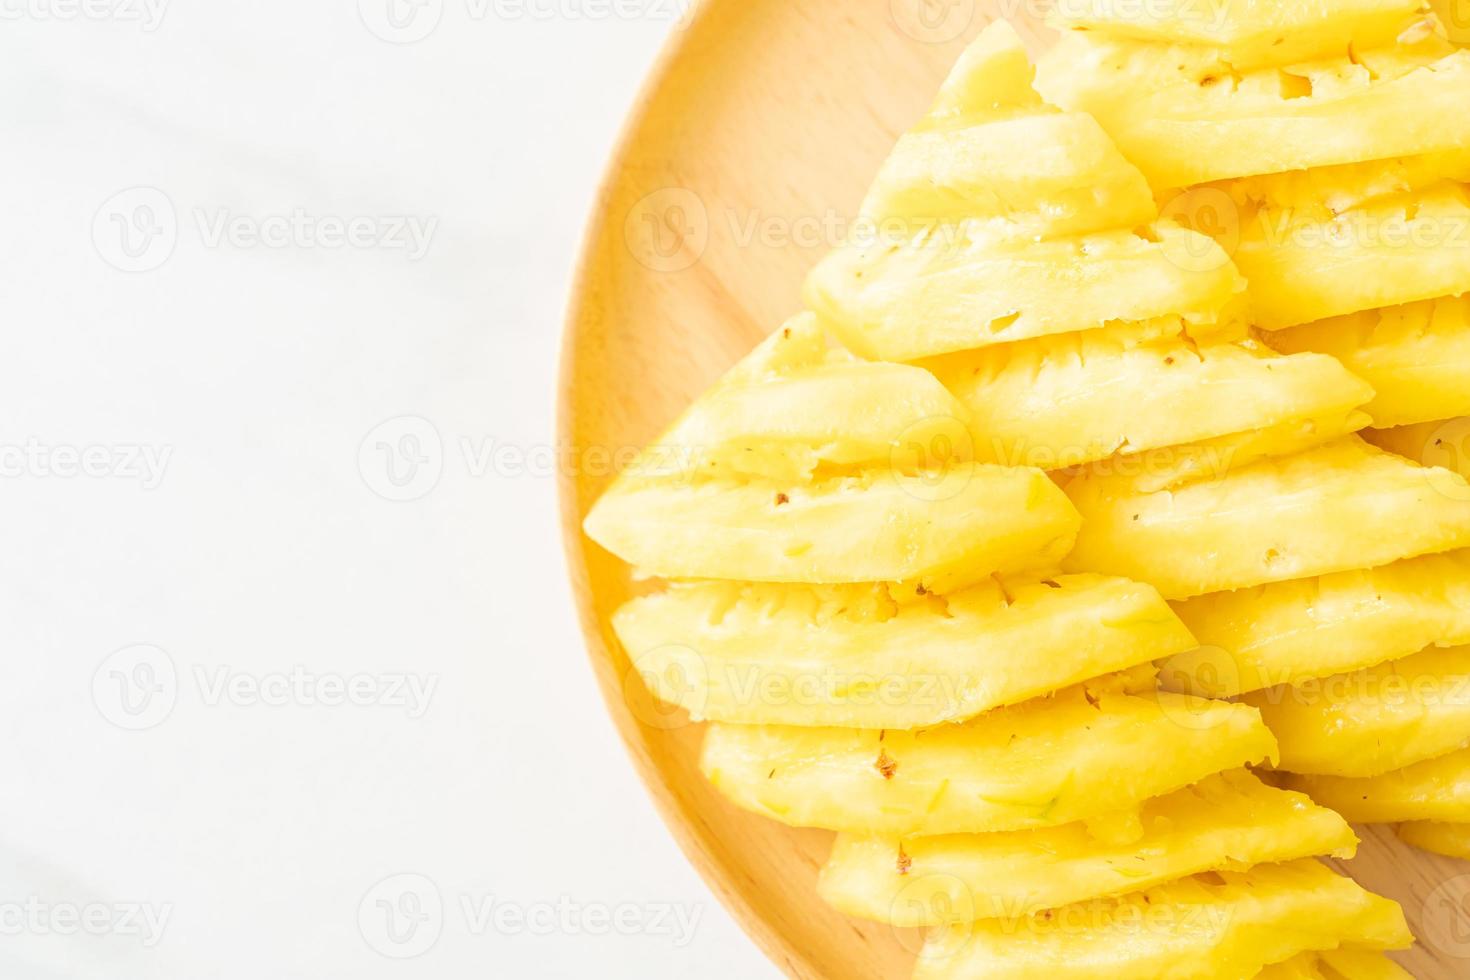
<box><xmin>556</xmin><ymin>1</ymin><xmax>1469</xmax><ymax>975</ymax></box>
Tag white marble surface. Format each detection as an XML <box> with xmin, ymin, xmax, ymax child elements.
<box><xmin>3</xmin><ymin>3</ymin><xmax>779</xmax><ymax>977</ymax></box>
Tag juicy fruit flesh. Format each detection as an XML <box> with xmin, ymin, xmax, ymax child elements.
<box><xmin>911</xmin><ymin>859</ymin><xmax>1412</xmax><ymax>980</ymax></box>
<box><xmin>925</xmin><ymin>328</ymin><xmax>1371</xmax><ymax>472</ymax></box>
<box><xmin>1168</xmin><ymin>549</ymin><xmax>1470</xmax><ymax>696</ymax></box>
<box><xmin>584</xmin><ymin>464</ymin><xmax>1079</xmax><ymax>592</ymax></box>
<box><xmin>804</xmin><ymin>224</ymin><xmax>1243</xmax><ymax>362</ymax></box>
<box><xmin>1396</xmin><ymin>818</ymin><xmax>1470</xmax><ymax>858</ymax></box>
<box><xmin>614</xmin><ymin>573</ymin><xmax>1195</xmax><ymax>729</ymax></box>
<box><xmin>1365</xmin><ymin>416</ymin><xmax>1470</xmax><ymax>479</ymax></box>
<box><xmin>860</xmin><ymin>112</ymin><xmax>1156</xmax><ymax>236</ymax></box>
<box><xmin>1268</xmin><ymin>294</ymin><xmax>1470</xmax><ymax>428</ymax></box>
<box><xmin>699</xmin><ymin>677</ymin><xmax>1276</xmax><ymax>837</ymax></box>
<box><xmin>1232</xmin><ymin>182</ymin><xmax>1470</xmax><ymax>331</ymax></box>
<box><xmin>1063</xmin><ymin>437</ymin><xmax>1470</xmax><ymax>599</ymax></box>
<box><xmin>1258</xmin><ymin>949</ymin><xmax>1413</xmax><ymax>979</ymax></box>
<box><xmin>1288</xmin><ymin>745</ymin><xmax>1470</xmax><ymax>822</ymax></box>
<box><xmin>1048</xmin><ymin>0</ymin><xmax>1430</xmax><ymax>69</ymax></box>
<box><xmin>1035</xmin><ymin>27</ymin><xmax>1470</xmax><ymax>187</ymax></box>
<box><xmin>817</xmin><ymin>770</ymin><xmax>1354</xmax><ymax>925</ymax></box>
<box><xmin>1243</xmin><ymin>644</ymin><xmax>1470</xmax><ymax>777</ymax></box>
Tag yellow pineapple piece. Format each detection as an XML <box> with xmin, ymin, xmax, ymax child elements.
<box><xmin>1258</xmin><ymin>950</ymin><xmax>1413</xmax><ymax>979</ymax></box>
<box><xmin>1269</xmin><ymin>295</ymin><xmax>1470</xmax><ymax>427</ymax></box>
<box><xmin>1237</xmin><ymin>182</ymin><xmax>1470</xmax><ymax>330</ymax></box>
<box><xmin>585</xmin><ymin>464</ymin><xmax>1078</xmax><ymax>591</ymax></box>
<box><xmin>700</xmin><ymin>675</ymin><xmax>1275</xmax><ymax>836</ymax></box>
<box><xmin>1366</xmin><ymin>416</ymin><xmax>1470</xmax><ymax>484</ymax></box>
<box><xmin>1219</xmin><ymin>147</ymin><xmax>1470</xmax><ymax>216</ymax></box>
<box><xmin>1113</xmin><ymin>410</ymin><xmax>1374</xmax><ymax>493</ymax></box>
<box><xmin>1037</xmin><ymin>24</ymin><xmax>1470</xmax><ymax>187</ymax></box>
<box><xmin>923</xmin><ymin>18</ymin><xmax>1040</xmax><ymax>122</ymax></box>
<box><xmin>860</xmin><ymin>24</ymin><xmax>1154</xmax><ymax>235</ymax></box>
<box><xmin>615</xmin><ymin>573</ymin><xmax>1195</xmax><ymax>730</ymax></box>
<box><xmin>1396</xmin><ymin>818</ymin><xmax>1470</xmax><ymax>857</ymax></box>
<box><xmin>1288</xmin><ymin>745</ymin><xmax>1470</xmax><ymax>821</ymax></box>
<box><xmin>1168</xmin><ymin>550</ymin><xmax>1470</xmax><ymax>696</ymax></box>
<box><xmin>817</xmin><ymin>770</ymin><xmax>1354</xmax><ymax>925</ymax></box>
<box><xmin>1063</xmin><ymin>437</ymin><xmax>1470</xmax><ymax>599</ymax></box>
<box><xmin>912</xmin><ymin>860</ymin><xmax>1411</xmax><ymax>980</ymax></box>
<box><xmin>1049</xmin><ymin>0</ymin><xmax>1430</xmax><ymax>69</ymax></box>
<box><xmin>924</xmin><ymin>328</ymin><xmax>1371</xmax><ymax>471</ymax></box>
<box><xmin>1243</xmin><ymin>644</ymin><xmax>1470</xmax><ymax>776</ymax></box>
<box><xmin>804</xmin><ymin>224</ymin><xmax>1243</xmax><ymax>362</ymax></box>
<box><xmin>646</xmin><ymin>313</ymin><xmax>975</xmax><ymax>484</ymax></box>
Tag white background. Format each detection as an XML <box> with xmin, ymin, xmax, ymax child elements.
<box><xmin>3</xmin><ymin>1</ymin><xmax>779</xmax><ymax>977</ymax></box>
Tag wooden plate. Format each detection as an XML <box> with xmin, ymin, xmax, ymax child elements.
<box><xmin>557</xmin><ymin>2</ymin><xmax>1469</xmax><ymax>976</ymax></box>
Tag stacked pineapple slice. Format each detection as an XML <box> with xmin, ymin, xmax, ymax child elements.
<box><xmin>587</xmin><ymin>21</ymin><xmax>1417</xmax><ymax>977</ymax></box>
<box><xmin>1037</xmin><ymin>0</ymin><xmax>1470</xmax><ymax>862</ymax></box>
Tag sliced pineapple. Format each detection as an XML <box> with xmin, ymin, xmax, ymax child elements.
<box><xmin>1063</xmin><ymin>437</ymin><xmax>1470</xmax><ymax>599</ymax></box>
<box><xmin>1244</xmin><ymin>644</ymin><xmax>1470</xmax><ymax>777</ymax></box>
<box><xmin>923</xmin><ymin>328</ymin><xmax>1371</xmax><ymax>471</ymax></box>
<box><xmin>1396</xmin><ymin>818</ymin><xmax>1470</xmax><ymax>857</ymax></box>
<box><xmin>1366</xmin><ymin>416</ymin><xmax>1470</xmax><ymax>480</ymax></box>
<box><xmin>1036</xmin><ymin>23</ymin><xmax>1470</xmax><ymax>187</ymax></box>
<box><xmin>817</xmin><ymin>769</ymin><xmax>1354</xmax><ymax>926</ymax></box>
<box><xmin>804</xmin><ymin>224</ymin><xmax>1243</xmax><ymax>362</ymax></box>
<box><xmin>858</xmin><ymin>20</ymin><xmax>1154</xmax><ymax>240</ymax></box>
<box><xmin>1289</xmin><ymin>745</ymin><xmax>1470</xmax><ymax>822</ymax></box>
<box><xmin>1168</xmin><ymin>549</ymin><xmax>1470</xmax><ymax>696</ymax></box>
<box><xmin>615</xmin><ymin>573</ymin><xmax>1195</xmax><ymax>730</ymax></box>
<box><xmin>700</xmin><ymin>675</ymin><xmax>1275</xmax><ymax>836</ymax></box>
<box><xmin>584</xmin><ymin>463</ymin><xmax>1078</xmax><ymax>592</ymax></box>
<box><xmin>1268</xmin><ymin>294</ymin><xmax>1470</xmax><ymax>427</ymax></box>
<box><xmin>1258</xmin><ymin>950</ymin><xmax>1413</xmax><ymax>980</ymax></box>
<box><xmin>1219</xmin><ymin>147</ymin><xmax>1470</xmax><ymax>218</ymax></box>
<box><xmin>1049</xmin><ymin>0</ymin><xmax>1431</xmax><ymax>69</ymax></box>
<box><xmin>912</xmin><ymin>859</ymin><xmax>1411</xmax><ymax>980</ymax></box>
<box><xmin>1110</xmin><ymin>410</ymin><xmax>1374</xmax><ymax>493</ymax></box>
<box><xmin>1235</xmin><ymin>182</ymin><xmax>1470</xmax><ymax>330</ymax></box>
<box><xmin>644</xmin><ymin>312</ymin><xmax>975</xmax><ymax>484</ymax></box>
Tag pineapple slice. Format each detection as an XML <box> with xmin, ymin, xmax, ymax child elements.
<box><xmin>1035</xmin><ymin>25</ymin><xmax>1470</xmax><ymax>187</ymax></box>
<box><xmin>614</xmin><ymin>573</ymin><xmax>1195</xmax><ymax>729</ymax></box>
<box><xmin>1110</xmin><ymin>411</ymin><xmax>1373</xmax><ymax>493</ymax></box>
<box><xmin>1288</xmin><ymin>745</ymin><xmax>1470</xmax><ymax>821</ymax></box>
<box><xmin>804</xmin><ymin>224</ymin><xmax>1243</xmax><ymax>362</ymax></box>
<box><xmin>1219</xmin><ymin>147</ymin><xmax>1470</xmax><ymax>217</ymax></box>
<box><xmin>700</xmin><ymin>675</ymin><xmax>1275</xmax><ymax>836</ymax></box>
<box><xmin>1063</xmin><ymin>437</ymin><xmax>1470</xmax><ymax>599</ymax></box>
<box><xmin>1366</xmin><ymin>416</ymin><xmax>1470</xmax><ymax>484</ymax></box>
<box><xmin>817</xmin><ymin>770</ymin><xmax>1354</xmax><ymax>925</ymax></box>
<box><xmin>1396</xmin><ymin>818</ymin><xmax>1470</xmax><ymax>857</ymax></box>
<box><xmin>1168</xmin><ymin>550</ymin><xmax>1470</xmax><ymax>696</ymax></box>
<box><xmin>1258</xmin><ymin>950</ymin><xmax>1413</xmax><ymax>980</ymax></box>
<box><xmin>1243</xmin><ymin>644</ymin><xmax>1470</xmax><ymax>776</ymax></box>
<box><xmin>859</xmin><ymin>23</ymin><xmax>1153</xmax><ymax>235</ymax></box>
<box><xmin>912</xmin><ymin>860</ymin><xmax>1411</xmax><ymax>980</ymax></box>
<box><xmin>1049</xmin><ymin>0</ymin><xmax>1430</xmax><ymax>69</ymax></box>
<box><xmin>647</xmin><ymin>313</ymin><xmax>976</xmax><ymax>484</ymax></box>
<box><xmin>924</xmin><ymin>328</ymin><xmax>1371</xmax><ymax>471</ymax></box>
<box><xmin>1268</xmin><ymin>294</ymin><xmax>1470</xmax><ymax>427</ymax></box>
<box><xmin>1236</xmin><ymin>182</ymin><xmax>1470</xmax><ymax>330</ymax></box>
<box><xmin>584</xmin><ymin>463</ymin><xmax>1078</xmax><ymax>591</ymax></box>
